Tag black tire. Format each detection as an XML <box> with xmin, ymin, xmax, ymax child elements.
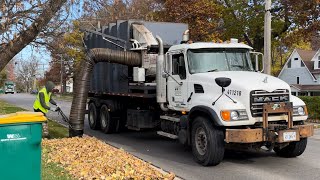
<box><xmin>100</xmin><ymin>105</ymin><xmax>115</xmax><ymax>134</ymax></box>
<box><xmin>88</xmin><ymin>102</ymin><xmax>100</xmax><ymax>130</ymax></box>
<box><xmin>191</xmin><ymin>116</ymin><xmax>225</xmax><ymax>166</ymax></box>
<box><xmin>274</xmin><ymin>138</ymin><xmax>308</xmax><ymax>158</ymax></box>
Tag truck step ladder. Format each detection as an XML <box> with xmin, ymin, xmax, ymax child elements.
<box><xmin>157</xmin><ymin>131</ymin><xmax>178</xmax><ymax>139</ymax></box>
<box><xmin>160</xmin><ymin>115</ymin><xmax>180</xmax><ymax>122</ymax></box>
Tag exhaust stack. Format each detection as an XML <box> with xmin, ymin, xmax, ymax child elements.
<box><xmin>181</xmin><ymin>30</ymin><xmax>190</xmax><ymax>44</ymax></box>
<box><xmin>156</xmin><ymin>36</ymin><xmax>168</xmax><ymax>111</ymax></box>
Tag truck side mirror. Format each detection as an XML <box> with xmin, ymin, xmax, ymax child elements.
<box><xmin>165</xmin><ymin>53</ymin><xmax>170</xmax><ymax>73</ymax></box>
<box><xmin>162</xmin><ymin>53</ymin><xmax>170</xmax><ymax>78</ymax></box>
<box><xmin>250</xmin><ymin>52</ymin><xmax>264</xmax><ymax>72</ymax></box>
<box><xmin>212</xmin><ymin>77</ymin><xmax>237</xmax><ymax>106</ymax></box>
<box><xmin>215</xmin><ymin>77</ymin><xmax>231</xmax><ymax>92</ymax></box>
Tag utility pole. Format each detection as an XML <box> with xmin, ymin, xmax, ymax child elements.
<box><xmin>33</xmin><ymin>75</ymin><xmax>37</xmax><ymax>90</ymax></box>
<box><xmin>60</xmin><ymin>55</ymin><xmax>63</xmax><ymax>94</ymax></box>
<box><xmin>264</xmin><ymin>0</ymin><xmax>272</xmax><ymax>75</ymax></box>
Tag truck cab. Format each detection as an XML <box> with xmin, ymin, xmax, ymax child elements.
<box><xmin>4</xmin><ymin>81</ymin><xmax>15</xmax><ymax>94</ymax></box>
<box><xmin>165</xmin><ymin>41</ymin><xmax>307</xmax><ymax>126</ymax></box>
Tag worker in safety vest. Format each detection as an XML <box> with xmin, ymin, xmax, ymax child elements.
<box><xmin>33</xmin><ymin>81</ymin><xmax>59</xmax><ymax>137</ymax></box>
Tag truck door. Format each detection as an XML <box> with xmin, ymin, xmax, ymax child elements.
<box><xmin>167</xmin><ymin>52</ymin><xmax>189</xmax><ymax>110</ymax></box>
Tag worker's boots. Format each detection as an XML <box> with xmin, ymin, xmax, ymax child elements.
<box><xmin>42</xmin><ymin>121</ymin><xmax>50</xmax><ymax>138</ymax></box>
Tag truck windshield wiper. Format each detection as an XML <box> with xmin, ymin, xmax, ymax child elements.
<box><xmin>231</xmin><ymin>64</ymin><xmax>251</xmax><ymax>71</ymax></box>
<box><xmin>207</xmin><ymin>69</ymin><xmax>218</xmax><ymax>72</ymax></box>
<box><xmin>231</xmin><ymin>64</ymin><xmax>244</xmax><ymax>68</ymax></box>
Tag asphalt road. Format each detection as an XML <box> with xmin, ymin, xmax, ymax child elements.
<box><xmin>1</xmin><ymin>93</ymin><xmax>320</xmax><ymax>180</ymax></box>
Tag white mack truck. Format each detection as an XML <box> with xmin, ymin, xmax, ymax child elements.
<box><xmin>82</xmin><ymin>20</ymin><xmax>314</xmax><ymax>166</ymax></box>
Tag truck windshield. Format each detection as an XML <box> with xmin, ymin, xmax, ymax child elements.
<box><xmin>187</xmin><ymin>48</ymin><xmax>254</xmax><ymax>74</ymax></box>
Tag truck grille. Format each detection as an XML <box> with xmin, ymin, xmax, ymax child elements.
<box><xmin>250</xmin><ymin>89</ymin><xmax>290</xmax><ymax>117</ymax></box>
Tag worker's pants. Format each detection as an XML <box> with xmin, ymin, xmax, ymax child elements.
<box><xmin>34</xmin><ymin>109</ymin><xmax>49</xmax><ymax>137</ymax></box>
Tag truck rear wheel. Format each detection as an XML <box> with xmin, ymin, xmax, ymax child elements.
<box><xmin>100</xmin><ymin>105</ymin><xmax>115</xmax><ymax>134</ymax></box>
<box><xmin>274</xmin><ymin>138</ymin><xmax>307</xmax><ymax>158</ymax></box>
<box><xmin>191</xmin><ymin>116</ymin><xmax>225</xmax><ymax>166</ymax></box>
<box><xmin>88</xmin><ymin>103</ymin><xmax>100</xmax><ymax>130</ymax></box>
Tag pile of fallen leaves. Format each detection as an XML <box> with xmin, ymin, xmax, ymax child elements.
<box><xmin>42</xmin><ymin>137</ymin><xmax>175</xmax><ymax>180</ymax></box>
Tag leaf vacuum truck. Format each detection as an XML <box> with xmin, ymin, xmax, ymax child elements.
<box><xmin>4</xmin><ymin>81</ymin><xmax>15</xmax><ymax>94</ymax></box>
<box><xmin>82</xmin><ymin>20</ymin><xmax>314</xmax><ymax>166</ymax></box>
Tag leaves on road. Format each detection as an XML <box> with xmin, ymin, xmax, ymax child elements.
<box><xmin>43</xmin><ymin>137</ymin><xmax>175</xmax><ymax>180</ymax></box>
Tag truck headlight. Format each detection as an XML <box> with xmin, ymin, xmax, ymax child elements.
<box><xmin>221</xmin><ymin>110</ymin><xmax>248</xmax><ymax>121</ymax></box>
<box><xmin>293</xmin><ymin>106</ymin><xmax>307</xmax><ymax>116</ymax></box>
<box><xmin>297</xmin><ymin>107</ymin><xmax>305</xmax><ymax>116</ymax></box>
<box><xmin>230</xmin><ymin>111</ymin><xmax>239</xmax><ymax>120</ymax></box>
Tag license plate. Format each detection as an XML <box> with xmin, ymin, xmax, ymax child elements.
<box><xmin>283</xmin><ymin>132</ymin><xmax>297</xmax><ymax>142</ymax></box>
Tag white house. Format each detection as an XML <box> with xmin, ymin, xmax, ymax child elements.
<box><xmin>278</xmin><ymin>48</ymin><xmax>320</xmax><ymax>96</ymax></box>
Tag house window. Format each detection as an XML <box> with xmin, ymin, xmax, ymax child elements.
<box><xmin>301</xmin><ymin>61</ymin><xmax>305</xmax><ymax>67</ymax></box>
<box><xmin>297</xmin><ymin>77</ymin><xmax>300</xmax><ymax>84</ymax></box>
<box><xmin>294</xmin><ymin>58</ymin><xmax>298</xmax><ymax>61</ymax></box>
<box><xmin>313</xmin><ymin>92</ymin><xmax>320</xmax><ymax>96</ymax></box>
<box><xmin>318</xmin><ymin>58</ymin><xmax>320</xmax><ymax>68</ymax></box>
<box><xmin>287</xmin><ymin>59</ymin><xmax>291</xmax><ymax>68</ymax></box>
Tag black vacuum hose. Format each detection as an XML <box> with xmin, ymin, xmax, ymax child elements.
<box><xmin>69</xmin><ymin>48</ymin><xmax>142</xmax><ymax>137</ymax></box>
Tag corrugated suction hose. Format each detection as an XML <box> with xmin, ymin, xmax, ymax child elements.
<box><xmin>69</xmin><ymin>48</ymin><xmax>142</xmax><ymax>137</ymax></box>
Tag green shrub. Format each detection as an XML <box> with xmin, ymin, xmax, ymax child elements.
<box><xmin>299</xmin><ymin>96</ymin><xmax>320</xmax><ymax>120</ymax></box>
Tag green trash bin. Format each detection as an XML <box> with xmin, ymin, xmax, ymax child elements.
<box><xmin>0</xmin><ymin>112</ymin><xmax>47</xmax><ymax>180</ymax></box>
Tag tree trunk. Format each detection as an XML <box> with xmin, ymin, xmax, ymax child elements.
<box><xmin>0</xmin><ymin>0</ymin><xmax>67</xmax><ymax>71</ymax></box>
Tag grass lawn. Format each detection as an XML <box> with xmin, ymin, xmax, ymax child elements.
<box><xmin>0</xmin><ymin>100</ymin><xmax>26</xmax><ymax>114</ymax></box>
<box><xmin>48</xmin><ymin>120</ymin><xmax>69</xmax><ymax>139</ymax></box>
<box><xmin>0</xmin><ymin>100</ymin><xmax>74</xmax><ymax>180</ymax></box>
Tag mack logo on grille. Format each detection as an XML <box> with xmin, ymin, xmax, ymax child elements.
<box><xmin>253</xmin><ymin>95</ymin><xmax>289</xmax><ymax>103</ymax></box>
<box><xmin>250</xmin><ymin>89</ymin><xmax>289</xmax><ymax>117</ymax></box>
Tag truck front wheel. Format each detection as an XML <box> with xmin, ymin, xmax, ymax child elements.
<box><xmin>88</xmin><ymin>103</ymin><xmax>100</xmax><ymax>130</ymax></box>
<box><xmin>191</xmin><ymin>117</ymin><xmax>225</xmax><ymax>166</ymax></box>
<box><xmin>274</xmin><ymin>138</ymin><xmax>307</xmax><ymax>158</ymax></box>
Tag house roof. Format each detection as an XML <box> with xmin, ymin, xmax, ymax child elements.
<box><xmin>278</xmin><ymin>48</ymin><xmax>319</xmax><ymax>81</ymax></box>
<box><xmin>291</xmin><ymin>84</ymin><xmax>320</xmax><ymax>91</ymax></box>
<box><xmin>296</xmin><ymin>49</ymin><xmax>317</xmax><ymax>61</ymax></box>
<box><xmin>303</xmin><ymin>61</ymin><xmax>320</xmax><ymax>74</ymax></box>
<box><xmin>296</xmin><ymin>49</ymin><xmax>319</xmax><ymax>78</ymax></box>
<box><xmin>304</xmin><ymin>61</ymin><xmax>314</xmax><ymax>71</ymax></box>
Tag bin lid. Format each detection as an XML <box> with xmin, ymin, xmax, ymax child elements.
<box><xmin>0</xmin><ymin>112</ymin><xmax>47</xmax><ymax>125</ymax></box>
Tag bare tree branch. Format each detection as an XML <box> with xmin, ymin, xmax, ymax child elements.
<box><xmin>0</xmin><ymin>0</ymin><xmax>67</xmax><ymax>71</ymax></box>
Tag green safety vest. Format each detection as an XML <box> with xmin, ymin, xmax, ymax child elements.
<box><xmin>33</xmin><ymin>87</ymin><xmax>52</xmax><ymax>113</ymax></box>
